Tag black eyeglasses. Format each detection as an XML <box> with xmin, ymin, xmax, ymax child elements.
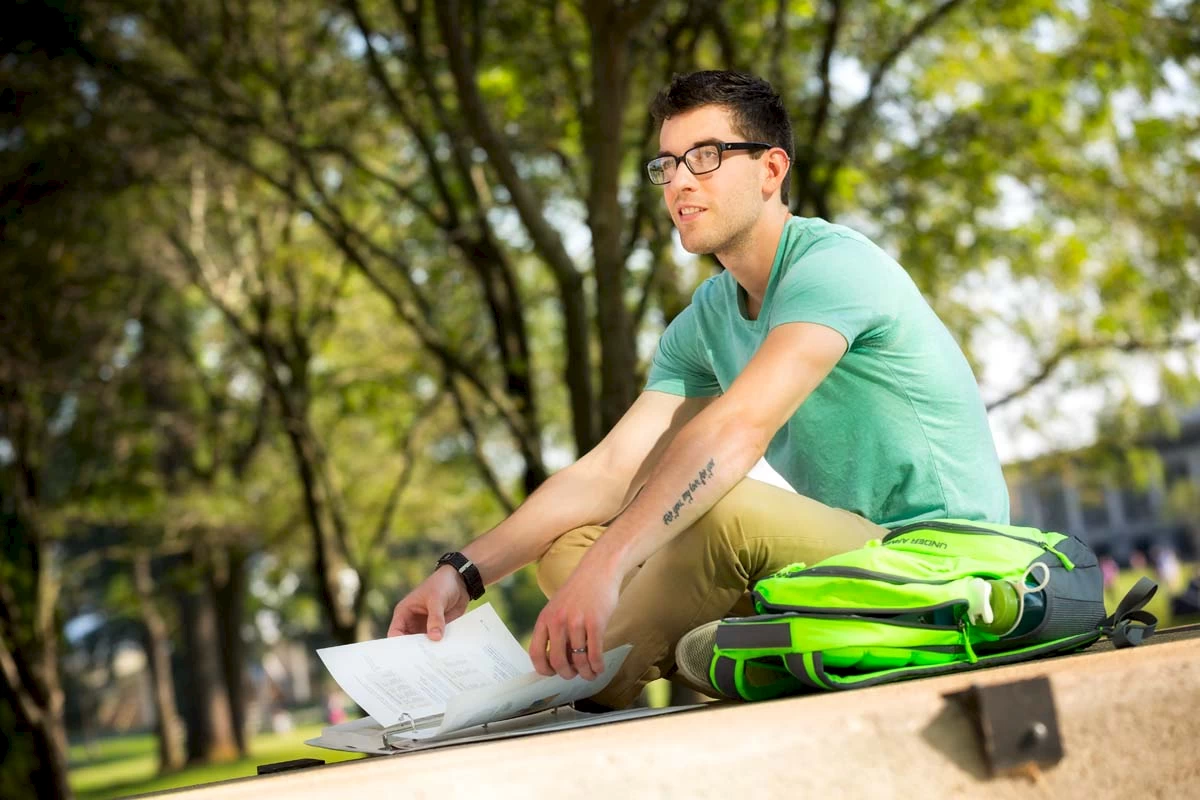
<box><xmin>645</xmin><ymin>141</ymin><xmax>773</xmax><ymax>185</ymax></box>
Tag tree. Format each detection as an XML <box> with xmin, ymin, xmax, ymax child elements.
<box><xmin>80</xmin><ymin>0</ymin><xmax>1199</xmax><ymax>467</ymax></box>
<box><xmin>0</xmin><ymin>5</ymin><xmax>158</xmax><ymax>792</ymax></box>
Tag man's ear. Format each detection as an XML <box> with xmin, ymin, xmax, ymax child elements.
<box><xmin>762</xmin><ymin>149</ymin><xmax>791</xmax><ymax>200</ymax></box>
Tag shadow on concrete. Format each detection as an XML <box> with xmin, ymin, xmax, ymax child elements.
<box><xmin>919</xmin><ymin>689</ymin><xmax>990</xmax><ymax>781</ymax></box>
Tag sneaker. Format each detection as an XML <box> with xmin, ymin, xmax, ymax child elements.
<box><xmin>673</xmin><ymin>621</ymin><xmax>723</xmax><ymax>695</ymax></box>
<box><xmin>675</xmin><ymin>620</ymin><xmax>797</xmax><ymax>700</ymax></box>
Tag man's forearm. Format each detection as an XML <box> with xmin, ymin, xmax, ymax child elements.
<box><xmin>578</xmin><ymin>408</ymin><xmax>768</xmax><ymax>579</ymax></box>
<box><xmin>459</xmin><ymin>464</ymin><xmax>627</xmax><ymax>586</ymax></box>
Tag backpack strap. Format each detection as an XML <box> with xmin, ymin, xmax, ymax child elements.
<box><xmin>1100</xmin><ymin>576</ymin><xmax>1159</xmax><ymax>648</ymax></box>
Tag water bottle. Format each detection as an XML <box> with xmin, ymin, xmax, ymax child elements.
<box><xmin>978</xmin><ymin>579</ymin><xmax>1046</xmax><ymax>637</ymax></box>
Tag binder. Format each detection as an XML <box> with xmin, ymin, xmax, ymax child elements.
<box><xmin>310</xmin><ymin>704</ymin><xmax>706</xmax><ymax>755</ymax></box>
<box><xmin>381</xmin><ymin>711</ymin><xmax>441</xmax><ymax>747</ymax></box>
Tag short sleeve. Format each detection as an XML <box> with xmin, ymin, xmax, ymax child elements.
<box><xmin>644</xmin><ymin>305</ymin><xmax>722</xmax><ymax>397</ymax></box>
<box><xmin>768</xmin><ymin>236</ymin><xmax>897</xmax><ymax>348</ymax></box>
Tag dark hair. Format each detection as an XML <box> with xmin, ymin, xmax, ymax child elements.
<box><xmin>649</xmin><ymin>70</ymin><xmax>794</xmax><ymax>205</ymax></box>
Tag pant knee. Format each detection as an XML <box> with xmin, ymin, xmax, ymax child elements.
<box><xmin>535</xmin><ymin>525</ymin><xmax>602</xmax><ymax>598</ymax></box>
<box><xmin>685</xmin><ymin>480</ymin><xmax>758</xmax><ymax>551</ymax></box>
<box><xmin>535</xmin><ymin>543</ymin><xmax>570</xmax><ymax>599</ymax></box>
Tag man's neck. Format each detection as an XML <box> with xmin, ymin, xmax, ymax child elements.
<box><xmin>717</xmin><ymin>205</ymin><xmax>792</xmax><ymax>320</ymax></box>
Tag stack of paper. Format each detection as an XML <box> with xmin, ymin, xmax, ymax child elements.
<box><xmin>309</xmin><ymin>604</ymin><xmax>689</xmax><ymax>754</ymax></box>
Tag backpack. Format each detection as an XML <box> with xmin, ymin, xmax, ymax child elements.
<box><xmin>700</xmin><ymin>519</ymin><xmax>1158</xmax><ymax>701</ymax></box>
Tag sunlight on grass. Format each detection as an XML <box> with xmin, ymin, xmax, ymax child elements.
<box><xmin>69</xmin><ymin>724</ymin><xmax>364</xmax><ymax>800</ymax></box>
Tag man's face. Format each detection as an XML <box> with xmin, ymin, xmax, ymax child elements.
<box><xmin>657</xmin><ymin>105</ymin><xmax>766</xmax><ymax>255</ymax></box>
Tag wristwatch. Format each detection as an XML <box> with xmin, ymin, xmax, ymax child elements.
<box><xmin>435</xmin><ymin>551</ymin><xmax>485</xmax><ymax>600</ymax></box>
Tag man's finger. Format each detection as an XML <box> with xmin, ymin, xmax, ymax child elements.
<box><xmin>426</xmin><ymin>603</ymin><xmax>446</xmax><ymax>641</ymax></box>
<box><xmin>388</xmin><ymin>604</ymin><xmax>408</xmax><ymax>637</ymax></box>
<box><xmin>587</xmin><ymin>618</ymin><xmax>605</xmax><ymax>676</ymax></box>
<box><xmin>530</xmin><ymin>617</ymin><xmax>552</xmax><ymax>676</ymax></box>
<box><xmin>547</xmin><ymin>617</ymin><xmax>576</xmax><ymax>680</ymax></box>
<box><xmin>567</xmin><ymin>617</ymin><xmax>594</xmax><ymax>680</ymax></box>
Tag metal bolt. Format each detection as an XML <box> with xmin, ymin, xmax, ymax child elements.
<box><xmin>1023</xmin><ymin>721</ymin><xmax>1049</xmax><ymax>749</ymax></box>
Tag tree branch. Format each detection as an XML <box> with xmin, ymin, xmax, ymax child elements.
<box><xmin>363</xmin><ymin>391</ymin><xmax>443</xmax><ymax>562</ymax></box>
<box><xmin>162</xmin><ymin>115</ymin><xmax>534</xmax><ymax>449</ymax></box>
<box><xmin>435</xmin><ymin>0</ymin><xmax>596</xmax><ymax>451</ymax></box>
<box><xmin>619</xmin><ymin>0</ymin><xmax>666</xmax><ymax>32</ymax></box>
<box><xmin>985</xmin><ymin>335</ymin><xmax>1200</xmax><ymax>412</ymax></box>
<box><xmin>825</xmin><ymin>0</ymin><xmax>966</xmax><ymax>187</ymax></box>
<box><xmin>446</xmin><ymin>373</ymin><xmax>517</xmax><ymax>514</ymax></box>
<box><xmin>0</xmin><ymin>627</ymin><xmax>42</xmax><ymax>728</ymax></box>
<box><xmin>431</xmin><ymin>0</ymin><xmax>580</xmax><ymax>290</ymax></box>
<box><xmin>547</xmin><ymin>0</ymin><xmax>587</xmax><ymax>129</ymax></box>
<box><xmin>792</xmin><ymin>0</ymin><xmax>842</xmax><ymax>212</ymax></box>
<box><xmin>343</xmin><ymin>0</ymin><xmax>458</xmax><ymax>229</ymax></box>
<box><xmin>766</xmin><ymin>0</ymin><xmax>790</xmax><ymax>90</ymax></box>
<box><xmin>810</xmin><ymin>0</ymin><xmax>841</xmax><ymax>152</ymax></box>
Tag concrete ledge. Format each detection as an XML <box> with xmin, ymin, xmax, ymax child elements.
<box><xmin>154</xmin><ymin>637</ymin><xmax>1199</xmax><ymax>799</ymax></box>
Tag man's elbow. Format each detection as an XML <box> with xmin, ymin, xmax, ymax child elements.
<box><xmin>553</xmin><ymin>455</ymin><xmax>633</xmax><ymax>524</ymax></box>
<box><xmin>709</xmin><ymin>412</ymin><xmax>774</xmax><ymax>473</ymax></box>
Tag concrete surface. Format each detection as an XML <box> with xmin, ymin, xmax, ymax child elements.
<box><xmin>152</xmin><ymin>635</ymin><xmax>1200</xmax><ymax>799</ymax></box>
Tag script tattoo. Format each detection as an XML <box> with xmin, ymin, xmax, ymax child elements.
<box><xmin>662</xmin><ymin>459</ymin><xmax>717</xmax><ymax>525</ymax></box>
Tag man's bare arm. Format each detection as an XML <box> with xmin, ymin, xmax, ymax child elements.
<box><xmin>456</xmin><ymin>391</ymin><xmax>715</xmax><ymax>586</ymax></box>
<box><xmin>577</xmin><ymin>322</ymin><xmax>847</xmax><ymax>582</ymax></box>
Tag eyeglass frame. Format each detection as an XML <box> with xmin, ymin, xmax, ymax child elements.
<box><xmin>645</xmin><ymin>141</ymin><xmax>775</xmax><ymax>185</ymax></box>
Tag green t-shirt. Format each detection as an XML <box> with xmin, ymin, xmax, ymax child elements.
<box><xmin>645</xmin><ymin>216</ymin><xmax>1009</xmax><ymax>527</ymax></box>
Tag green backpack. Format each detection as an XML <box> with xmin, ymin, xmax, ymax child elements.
<box><xmin>702</xmin><ymin>519</ymin><xmax>1158</xmax><ymax>701</ymax></box>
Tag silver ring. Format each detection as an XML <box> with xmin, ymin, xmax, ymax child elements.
<box><xmin>570</xmin><ymin>646</ymin><xmax>588</xmax><ymax>654</ymax></box>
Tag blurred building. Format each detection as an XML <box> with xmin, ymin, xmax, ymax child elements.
<box><xmin>1005</xmin><ymin>407</ymin><xmax>1200</xmax><ymax>563</ymax></box>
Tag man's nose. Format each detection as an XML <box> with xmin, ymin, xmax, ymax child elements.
<box><xmin>667</xmin><ymin>162</ymin><xmax>698</xmax><ymax>191</ymax></box>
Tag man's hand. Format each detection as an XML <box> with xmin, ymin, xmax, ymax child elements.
<box><xmin>529</xmin><ymin>561</ymin><xmax>619</xmax><ymax>681</ymax></box>
<box><xmin>388</xmin><ymin>566</ymin><xmax>469</xmax><ymax>640</ymax></box>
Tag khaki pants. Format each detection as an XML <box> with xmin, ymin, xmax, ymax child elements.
<box><xmin>535</xmin><ymin>478</ymin><xmax>886</xmax><ymax>708</ymax></box>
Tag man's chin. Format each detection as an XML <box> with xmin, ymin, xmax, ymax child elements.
<box><xmin>678</xmin><ymin>234</ymin><xmax>716</xmax><ymax>256</ymax></box>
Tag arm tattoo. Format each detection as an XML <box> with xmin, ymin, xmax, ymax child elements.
<box><xmin>662</xmin><ymin>458</ymin><xmax>717</xmax><ymax>525</ymax></box>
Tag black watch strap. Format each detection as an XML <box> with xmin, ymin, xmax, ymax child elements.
<box><xmin>436</xmin><ymin>552</ymin><xmax>485</xmax><ymax>600</ymax></box>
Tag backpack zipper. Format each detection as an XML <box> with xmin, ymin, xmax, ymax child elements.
<box><xmin>883</xmin><ymin>520</ymin><xmax>1076</xmax><ymax>570</ymax></box>
<box><xmin>751</xmin><ymin>597</ymin><xmax>963</xmax><ymax>627</ymax></box>
<box><xmin>780</xmin><ymin>565</ymin><xmax>959</xmax><ymax>586</ymax></box>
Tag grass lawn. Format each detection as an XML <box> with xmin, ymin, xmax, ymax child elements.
<box><xmin>69</xmin><ymin>725</ymin><xmax>365</xmax><ymax>800</ymax></box>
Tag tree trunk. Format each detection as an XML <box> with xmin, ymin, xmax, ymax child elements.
<box><xmin>0</xmin><ymin>498</ymin><xmax>73</xmax><ymax>799</ymax></box>
<box><xmin>278</xmin><ymin>414</ymin><xmax>359</xmax><ymax>644</ymax></box>
<box><xmin>433</xmin><ymin>0</ymin><xmax>599</xmax><ymax>454</ymax></box>
<box><xmin>210</xmin><ymin>546</ymin><xmax>249</xmax><ymax>754</ymax></box>
<box><xmin>466</xmin><ymin>229</ymin><xmax>549</xmax><ymax>494</ymax></box>
<box><xmin>586</xmin><ymin>11</ymin><xmax>646</xmax><ymax>434</ymax></box>
<box><xmin>178</xmin><ymin>548</ymin><xmax>239</xmax><ymax>764</ymax></box>
<box><xmin>133</xmin><ymin>552</ymin><xmax>187</xmax><ymax>774</ymax></box>
<box><xmin>0</xmin><ymin>633</ymin><xmax>73</xmax><ymax>800</ymax></box>
<box><xmin>28</xmin><ymin>710</ymin><xmax>72</xmax><ymax>800</ymax></box>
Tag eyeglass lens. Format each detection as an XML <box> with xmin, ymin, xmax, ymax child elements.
<box><xmin>647</xmin><ymin>144</ymin><xmax>723</xmax><ymax>185</ymax></box>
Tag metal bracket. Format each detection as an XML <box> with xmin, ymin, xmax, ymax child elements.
<box><xmin>962</xmin><ymin>676</ymin><xmax>1064</xmax><ymax>776</ymax></box>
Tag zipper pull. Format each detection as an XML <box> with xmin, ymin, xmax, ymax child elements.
<box><xmin>1040</xmin><ymin>542</ymin><xmax>1075</xmax><ymax>570</ymax></box>
<box><xmin>959</xmin><ymin>619</ymin><xmax>979</xmax><ymax>664</ymax></box>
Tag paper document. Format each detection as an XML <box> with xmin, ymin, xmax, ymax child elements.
<box><xmin>315</xmin><ymin>603</ymin><xmax>632</xmax><ymax>746</ymax></box>
<box><xmin>317</xmin><ymin>604</ymin><xmax>533</xmax><ymax>728</ymax></box>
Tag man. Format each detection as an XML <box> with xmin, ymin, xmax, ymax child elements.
<box><xmin>389</xmin><ymin>70</ymin><xmax>1009</xmax><ymax>709</ymax></box>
